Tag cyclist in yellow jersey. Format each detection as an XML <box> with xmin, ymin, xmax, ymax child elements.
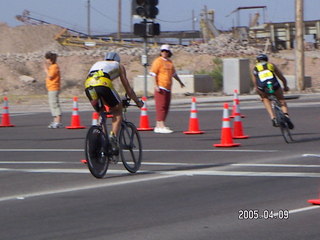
<box><xmin>252</xmin><ymin>54</ymin><xmax>294</xmax><ymax>129</ymax></box>
<box><xmin>85</xmin><ymin>52</ymin><xmax>144</xmax><ymax>153</ymax></box>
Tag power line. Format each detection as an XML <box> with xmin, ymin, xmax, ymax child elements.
<box><xmin>157</xmin><ymin>17</ymin><xmax>193</xmax><ymax>23</ymax></box>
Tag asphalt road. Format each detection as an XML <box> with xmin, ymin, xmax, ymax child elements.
<box><xmin>0</xmin><ymin>96</ymin><xmax>320</xmax><ymax>240</ymax></box>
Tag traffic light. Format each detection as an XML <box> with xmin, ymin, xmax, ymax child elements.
<box><xmin>135</xmin><ymin>0</ymin><xmax>159</xmax><ymax>19</ymax></box>
<box><xmin>134</xmin><ymin>22</ymin><xmax>160</xmax><ymax>37</ymax></box>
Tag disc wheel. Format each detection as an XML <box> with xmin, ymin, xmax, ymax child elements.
<box><xmin>119</xmin><ymin>122</ymin><xmax>142</xmax><ymax>173</ymax></box>
<box><xmin>85</xmin><ymin>126</ymin><xmax>109</xmax><ymax>178</ymax></box>
<box><xmin>279</xmin><ymin>119</ymin><xmax>294</xmax><ymax>143</ymax></box>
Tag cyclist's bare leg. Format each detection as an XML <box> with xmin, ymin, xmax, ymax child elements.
<box><xmin>274</xmin><ymin>88</ymin><xmax>289</xmax><ymax>115</ymax></box>
<box><xmin>110</xmin><ymin>103</ymin><xmax>123</xmax><ymax>136</ymax></box>
<box><xmin>257</xmin><ymin>89</ymin><xmax>275</xmax><ymax>119</ymax></box>
<box><xmin>261</xmin><ymin>97</ymin><xmax>275</xmax><ymax>119</ymax></box>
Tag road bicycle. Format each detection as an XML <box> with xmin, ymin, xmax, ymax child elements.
<box><xmin>268</xmin><ymin>94</ymin><xmax>294</xmax><ymax>143</ymax></box>
<box><xmin>85</xmin><ymin>96</ymin><xmax>142</xmax><ymax>178</ymax></box>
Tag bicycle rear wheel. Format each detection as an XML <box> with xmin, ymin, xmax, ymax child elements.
<box><xmin>119</xmin><ymin>121</ymin><xmax>142</xmax><ymax>173</ymax></box>
<box><xmin>85</xmin><ymin>126</ymin><xmax>109</xmax><ymax>178</ymax></box>
<box><xmin>275</xmin><ymin>110</ymin><xmax>294</xmax><ymax>143</ymax></box>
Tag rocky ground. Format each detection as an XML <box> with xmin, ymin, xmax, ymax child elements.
<box><xmin>1</xmin><ymin>23</ymin><xmax>320</xmax><ymax>104</ymax></box>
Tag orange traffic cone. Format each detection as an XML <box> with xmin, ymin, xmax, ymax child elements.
<box><xmin>308</xmin><ymin>192</ymin><xmax>320</xmax><ymax>205</ymax></box>
<box><xmin>104</xmin><ymin>105</ymin><xmax>113</xmax><ymax>118</ymax></box>
<box><xmin>214</xmin><ymin>103</ymin><xmax>240</xmax><ymax>147</ymax></box>
<box><xmin>183</xmin><ymin>97</ymin><xmax>204</xmax><ymax>134</ymax></box>
<box><xmin>233</xmin><ymin>101</ymin><xmax>249</xmax><ymax>139</ymax></box>
<box><xmin>230</xmin><ymin>89</ymin><xmax>245</xmax><ymax>118</ymax></box>
<box><xmin>308</xmin><ymin>198</ymin><xmax>320</xmax><ymax>205</ymax></box>
<box><xmin>91</xmin><ymin>112</ymin><xmax>99</xmax><ymax>125</ymax></box>
<box><xmin>137</xmin><ymin>96</ymin><xmax>153</xmax><ymax>131</ymax></box>
<box><xmin>0</xmin><ymin>97</ymin><xmax>15</xmax><ymax>127</ymax></box>
<box><xmin>66</xmin><ymin>96</ymin><xmax>86</xmax><ymax>129</ymax></box>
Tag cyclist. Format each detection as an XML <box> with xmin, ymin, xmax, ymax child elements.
<box><xmin>85</xmin><ymin>52</ymin><xmax>144</xmax><ymax>154</ymax></box>
<box><xmin>252</xmin><ymin>53</ymin><xmax>294</xmax><ymax>129</ymax></box>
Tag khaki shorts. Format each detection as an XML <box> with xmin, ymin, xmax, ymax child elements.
<box><xmin>48</xmin><ymin>90</ymin><xmax>62</xmax><ymax>117</ymax></box>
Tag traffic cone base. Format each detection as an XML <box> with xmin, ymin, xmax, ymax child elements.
<box><xmin>233</xmin><ymin>121</ymin><xmax>249</xmax><ymax>139</ymax></box>
<box><xmin>137</xmin><ymin>126</ymin><xmax>154</xmax><ymax>131</ymax></box>
<box><xmin>184</xmin><ymin>130</ymin><xmax>204</xmax><ymax>134</ymax></box>
<box><xmin>307</xmin><ymin>199</ymin><xmax>320</xmax><ymax>205</ymax></box>
<box><xmin>214</xmin><ymin>143</ymin><xmax>241</xmax><ymax>147</ymax></box>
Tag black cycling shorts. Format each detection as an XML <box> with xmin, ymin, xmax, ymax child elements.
<box><xmin>85</xmin><ymin>86</ymin><xmax>121</xmax><ymax>112</ymax></box>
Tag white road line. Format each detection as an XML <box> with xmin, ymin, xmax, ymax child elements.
<box><xmin>1</xmin><ymin>167</ymin><xmax>320</xmax><ymax>178</ymax></box>
<box><xmin>0</xmin><ymin>161</ymin><xmax>318</xmax><ymax>168</ymax></box>
<box><xmin>232</xmin><ymin>163</ymin><xmax>320</xmax><ymax>168</ymax></box>
<box><xmin>303</xmin><ymin>154</ymin><xmax>320</xmax><ymax>158</ymax></box>
<box><xmin>288</xmin><ymin>205</ymin><xmax>320</xmax><ymax>215</ymax></box>
<box><xmin>0</xmin><ymin>148</ymin><xmax>279</xmax><ymax>153</ymax></box>
<box><xmin>0</xmin><ymin>174</ymin><xmax>180</xmax><ymax>202</ymax></box>
<box><xmin>0</xmin><ymin>161</ymin><xmax>73</xmax><ymax>164</ymax></box>
<box><xmin>0</xmin><ymin>149</ymin><xmax>83</xmax><ymax>152</ymax></box>
<box><xmin>161</xmin><ymin>170</ymin><xmax>320</xmax><ymax>178</ymax></box>
<box><xmin>0</xmin><ymin>168</ymin><xmax>141</xmax><ymax>174</ymax></box>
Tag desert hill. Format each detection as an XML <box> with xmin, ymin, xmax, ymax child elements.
<box><xmin>1</xmin><ymin>23</ymin><xmax>320</xmax><ymax>102</ymax></box>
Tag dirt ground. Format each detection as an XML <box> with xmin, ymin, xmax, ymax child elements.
<box><xmin>1</xmin><ymin>23</ymin><xmax>320</xmax><ymax>104</ymax></box>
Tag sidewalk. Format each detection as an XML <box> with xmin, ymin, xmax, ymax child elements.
<box><xmin>3</xmin><ymin>92</ymin><xmax>320</xmax><ymax>114</ymax></box>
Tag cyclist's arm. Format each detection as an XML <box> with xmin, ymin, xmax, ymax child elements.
<box><xmin>273</xmin><ymin>64</ymin><xmax>289</xmax><ymax>91</ymax></box>
<box><xmin>119</xmin><ymin>64</ymin><xmax>143</xmax><ymax>108</ymax></box>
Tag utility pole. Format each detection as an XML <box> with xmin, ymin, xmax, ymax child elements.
<box><xmin>295</xmin><ymin>0</ymin><xmax>305</xmax><ymax>91</ymax></box>
<box><xmin>118</xmin><ymin>0</ymin><xmax>122</xmax><ymax>40</ymax></box>
<box><xmin>87</xmin><ymin>0</ymin><xmax>91</xmax><ymax>36</ymax></box>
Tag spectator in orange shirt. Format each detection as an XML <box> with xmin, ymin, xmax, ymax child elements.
<box><xmin>150</xmin><ymin>44</ymin><xmax>185</xmax><ymax>133</ymax></box>
<box><xmin>44</xmin><ymin>51</ymin><xmax>62</xmax><ymax>128</ymax></box>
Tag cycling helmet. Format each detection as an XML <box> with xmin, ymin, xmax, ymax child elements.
<box><xmin>105</xmin><ymin>52</ymin><xmax>120</xmax><ymax>62</ymax></box>
<box><xmin>256</xmin><ymin>53</ymin><xmax>268</xmax><ymax>62</ymax></box>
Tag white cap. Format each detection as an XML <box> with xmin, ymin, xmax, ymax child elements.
<box><xmin>160</xmin><ymin>44</ymin><xmax>171</xmax><ymax>52</ymax></box>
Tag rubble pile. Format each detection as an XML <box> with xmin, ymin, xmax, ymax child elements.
<box><xmin>0</xmin><ymin>23</ymin><xmax>319</xmax><ymax>96</ymax></box>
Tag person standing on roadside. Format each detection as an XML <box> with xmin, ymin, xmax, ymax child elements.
<box><xmin>150</xmin><ymin>44</ymin><xmax>185</xmax><ymax>134</ymax></box>
<box><xmin>44</xmin><ymin>51</ymin><xmax>62</xmax><ymax>128</ymax></box>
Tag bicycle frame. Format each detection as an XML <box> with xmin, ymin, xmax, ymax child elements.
<box><xmin>85</xmin><ymin>96</ymin><xmax>142</xmax><ymax>178</ymax></box>
<box><xmin>268</xmin><ymin>94</ymin><xmax>293</xmax><ymax>143</ymax></box>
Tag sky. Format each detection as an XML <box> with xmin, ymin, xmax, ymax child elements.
<box><xmin>0</xmin><ymin>0</ymin><xmax>319</xmax><ymax>35</ymax></box>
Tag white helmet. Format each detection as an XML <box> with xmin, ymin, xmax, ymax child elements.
<box><xmin>105</xmin><ymin>52</ymin><xmax>120</xmax><ymax>62</ymax></box>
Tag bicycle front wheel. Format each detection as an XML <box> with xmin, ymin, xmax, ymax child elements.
<box><xmin>119</xmin><ymin>121</ymin><xmax>142</xmax><ymax>173</ymax></box>
<box><xmin>85</xmin><ymin>126</ymin><xmax>109</xmax><ymax>178</ymax></box>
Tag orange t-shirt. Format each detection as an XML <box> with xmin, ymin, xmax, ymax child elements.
<box><xmin>46</xmin><ymin>63</ymin><xmax>61</xmax><ymax>91</ymax></box>
<box><xmin>150</xmin><ymin>57</ymin><xmax>176</xmax><ymax>90</ymax></box>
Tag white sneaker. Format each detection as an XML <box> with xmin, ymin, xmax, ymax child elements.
<box><xmin>154</xmin><ymin>127</ymin><xmax>160</xmax><ymax>133</ymax></box>
<box><xmin>48</xmin><ymin>122</ymin><xmax>63</xmax><ymax>129</ymax></box>
<box><xmin>158</xmin><ymin>127</ymin><xmax>173</xmax><ymax>134</ymax></box>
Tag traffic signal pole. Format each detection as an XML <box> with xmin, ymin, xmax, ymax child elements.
<box><xmin>143</xmin><ymin>32</ymin><xmax>148</xmax><ymax>97</ymax></box>
<box><xmin>133</xmin><ymin>0</ymin><xmax>160</xmax><ymax>98</ymax></box>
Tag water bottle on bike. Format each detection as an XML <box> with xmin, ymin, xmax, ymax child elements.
<box><xmin>267</xmin><ymin>81</ymin><xmax>274</xmax><ymax>94</ymax></box>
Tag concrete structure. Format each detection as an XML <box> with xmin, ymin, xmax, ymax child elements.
<box><xmin>133</xmin><ymin>74</ymin><xmax>214</xmax><ymax>96</ymax></box>
<box><xmin>242</xmin><ymin>20</ymin><xmax>320</xmax><ymax>50</ymax></box>
<box><xmin>283</xmin><ymin>75</ymin><xmax>312</xmax><ymax>90</ymax></box>
<box><xmin>223</xmin><ymin>58</ymin><xmax>251</xmax><ymax>95</ymax></box>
